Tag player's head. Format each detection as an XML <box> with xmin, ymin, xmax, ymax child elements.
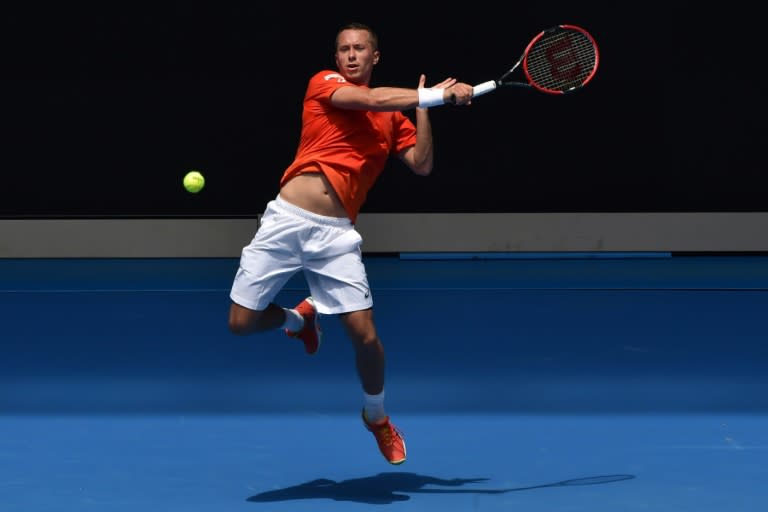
<box><xmin>334</xmin><ymin>22</ymin><xmax>380</xmax><ymax>85</ymax></box>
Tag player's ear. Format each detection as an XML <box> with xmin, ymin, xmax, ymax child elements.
<box><xmin>373</xmin><ymin>51</ymin><xmax>380</xmax><ymax>65</ymax></box>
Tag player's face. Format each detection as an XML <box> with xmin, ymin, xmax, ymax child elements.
<box><xmin>334</xmin><ymin>29</ymin><xmax>380</xmax><ymax>85</ymax></box>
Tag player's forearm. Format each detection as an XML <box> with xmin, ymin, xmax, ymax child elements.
<box><xmin>410</xmin><ymin>109</ymin><xmax>434</xmax><ymax>175</ymax></box>
<box><xmin>366</xmin><ymin>87</ymin><xmax>420</xmax><ymax>111</ymax></box>
<box><xmin>336</xmin><ymin>86</ymin><xmax>453</xmax><ymax>112</ymax></box>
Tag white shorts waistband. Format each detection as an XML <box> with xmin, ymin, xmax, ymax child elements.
<box><xmin>273</xmin><ymin>195</ymin><xmax>352</xmax><ymax>227</ymax></box>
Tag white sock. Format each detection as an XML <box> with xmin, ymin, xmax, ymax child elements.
<box><xmin>363</xmin><ymin>391</ymin><xmax>386</xmax><ymax>423</ymax></box>
<box><xmin>282</xmin><ymin>308</ymin><xmax>304</xmax><ymax>332</ymax></box>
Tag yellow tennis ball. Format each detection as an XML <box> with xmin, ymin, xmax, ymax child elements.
<box><xmin>183</xmin><ymin>170</ymin><xmax>205</xmax><ymax>193</ymax></box>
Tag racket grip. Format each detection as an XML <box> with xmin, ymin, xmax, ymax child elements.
<box><xmin>472</xmin><ymin>80</ymin><xmax>497</xmax><ymax>97</ymax></box>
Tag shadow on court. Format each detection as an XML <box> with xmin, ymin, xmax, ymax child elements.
<box><xmin>246</xmin><ymin>472</ymin><xmax>636</xmax><ymax>505</ymax></box>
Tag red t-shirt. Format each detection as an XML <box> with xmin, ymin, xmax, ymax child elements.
<box><xmin>280</xmin><ymin>70</ymin><xmax>418</xmax><ymax>223</ymax></box>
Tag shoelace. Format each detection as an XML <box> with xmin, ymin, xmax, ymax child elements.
<box><xmin>376</xmin><ymin>423</ymin><xmax>404</xmax><ymax>447</ymax></box>
<box><xmin>376</xmin><ymin>425</ymin><xmax>392</xmax><ymax>446</ymax></box>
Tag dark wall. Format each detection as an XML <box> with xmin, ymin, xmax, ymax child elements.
<box><xmin>1</xmin><ymin>3</ymin><xmax>763</xmax><ymax>218</ymax></box>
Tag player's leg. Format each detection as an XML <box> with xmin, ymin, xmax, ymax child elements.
<box><xmin>303</xmin><ymin>222</ymin><xmax>406</xmax><ymax>465</ymax></box>
<box><xmin>227</xmin><ymin>197</ymin><xmax>306</xmax><ymax>342</ymax></box>
<box><xmin>228</xmin><ymin>299</ymin><xmax>319</xmax><ymax>353</ymax></box>
<box><xmin>228</xmin><ymin>302</ymin><xmax>285</xmax><ymax>334</ymax></box>
<box><xmin>339</xmin><ymin>309</ymin><xmax>406</xmax><ymax>465</ymax></box>
<box><xmin>339</xmin><ymin>308</ymin><xmax>384</xmax><ymax>396</ymax></box>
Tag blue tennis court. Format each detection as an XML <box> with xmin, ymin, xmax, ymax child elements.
<box><xmin>2</xmin><ymin>255</ymin><xmax>767</xmax><ymax>511</ymax></box>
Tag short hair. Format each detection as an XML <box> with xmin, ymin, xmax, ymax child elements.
<box><xmin>335</xmin><ymin>22</ymin><xmax>379</xmax><ymax>51</ymax></box>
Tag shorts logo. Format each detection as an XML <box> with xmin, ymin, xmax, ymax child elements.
<box><xmin>324</xmin><ymin>73</ymin><xmax>346</xmax><ymax>83</ymax></box>
<box><xmin>364</xmin><ymin>288</ymin><xmax>370</xmax><ymax>298</ymax></box>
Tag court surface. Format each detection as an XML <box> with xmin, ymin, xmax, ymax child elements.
<box><xmin>2</xmin><ymin>255</ymin><xmax>767</xmax><ymax>511</ymax></box>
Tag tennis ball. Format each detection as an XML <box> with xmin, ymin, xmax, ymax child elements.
<box><xmin>183</xmin><ymin>170</ymin><xmax>205</xmax><ymax>193</ymax></box>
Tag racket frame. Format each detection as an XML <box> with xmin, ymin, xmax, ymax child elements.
<box><xmin>473</xmin><ymin>24</ymin><xmax>599</xmax><ymax>97</ymax></box>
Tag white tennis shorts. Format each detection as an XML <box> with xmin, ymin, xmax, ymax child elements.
<box><xmin>229</xmin><ymin>195</ymin><xmax>373</xmax><ymax>315</ymax></box>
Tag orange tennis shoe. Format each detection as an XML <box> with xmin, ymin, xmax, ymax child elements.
<box><xmin>362</xmin><ymin>410</ymin><xmax>407</xmax><ymax>465</ymax></box>
<box><xmin>285</xmin><ymin>297</ymin><xmax>321</xmax><ymax>355</ymax></box>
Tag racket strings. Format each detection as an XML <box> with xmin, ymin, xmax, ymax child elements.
<box><xmin>525</xmin><ymin>29</ymin><xmax>597</xmax><ymax>93</ymax></box>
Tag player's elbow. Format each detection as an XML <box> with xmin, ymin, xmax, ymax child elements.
<box><xmin>401</xmin><ymin>146</ymin><xmax>432</xmax><ymax>175</ymax></box>
<box><xmin>411</xmin><ymin>162</ymin><xmax>433</xmax><ymax>176</ymax></box>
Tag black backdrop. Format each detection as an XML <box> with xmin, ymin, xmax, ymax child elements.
<box><xmin>1</xmin><ymin>2</ymin><xmax>764</xmax><ymax>218</ymax></box>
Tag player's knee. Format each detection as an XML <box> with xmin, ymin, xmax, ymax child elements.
<box><xmin>228</xmin><ymin>308</ymin><xmax>257</xmax><ymax>335</ymax></box>
<box><xmin>228</xmin><ymin>317</ymin><xmax>249</xmax><ymax>335</ymax></box>
<box><xmin>229</xmin><ymin>303</ymin><xmax>276</xmax><ymax>335</ymax></box>
<box><xmin>354</xmin><ymin>332</ymin><xmax>382</xmax><ymax>353</ymax></box>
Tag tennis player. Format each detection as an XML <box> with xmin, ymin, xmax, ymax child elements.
<box><xmin>228</xmin><ymin>22</ymin><xmax>473</xmax><ymax>464</ymax></box>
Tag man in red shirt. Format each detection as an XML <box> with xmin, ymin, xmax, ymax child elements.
<box><xmin>228</xmin><ymin>22</ymin><xmax>474</xmax><ymax>465</ymax></box>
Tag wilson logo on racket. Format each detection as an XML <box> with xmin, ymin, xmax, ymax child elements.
<box><xmin>543</xmin><ymin>38</ymin><xmax>582</xmax><ymax>81</ymax></box>
<box><xmin>473</xmin><ymin>24</ymin><xmax>599</xmax><ymax>97</ymax></box>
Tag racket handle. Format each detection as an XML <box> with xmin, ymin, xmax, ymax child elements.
<box><xmin>472</xmin><ymin>80</ymin><xmax>497</xmax><ymax>97</ymax></box>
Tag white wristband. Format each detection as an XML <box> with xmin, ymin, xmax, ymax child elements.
<box><xmin>417</xmin><ymin>87</ymin><xmax>445</xmax><ymax>108</ymax></box>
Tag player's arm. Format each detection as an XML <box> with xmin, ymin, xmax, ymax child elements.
<box><xmin>330</xmin><ymin>85</ymin><xmax>431</xmax><ymax>112</ymax></box>
<box><xmin>399</xmin><ymin>75</ymin><xmax>434</xmax><ymax>175</ymax></box>
<box><xmin>331</xmin><ymin>78</ymin><xmax>468</xmax><ymax>112</ymax></box>
<box><xmin>399</xmin><ymin>106</ymin><xmax>433</xmax><ymax>175</ymax></box>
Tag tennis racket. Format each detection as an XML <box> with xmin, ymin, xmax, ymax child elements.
<box><xmin>473</xmin><ymin>24</ymin><xmax>599</xmax><ymax>98</ymax></box>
